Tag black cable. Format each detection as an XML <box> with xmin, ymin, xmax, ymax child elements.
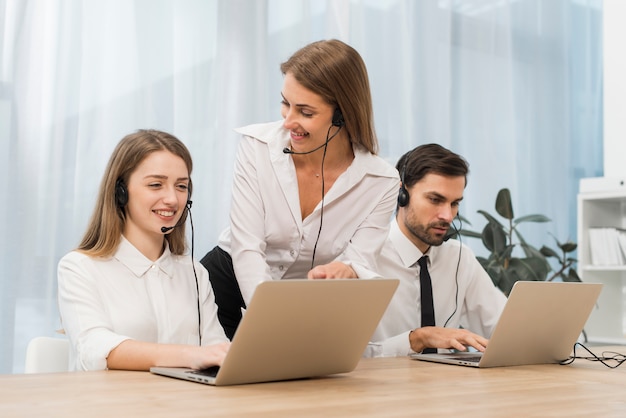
<box><xmin>188</xmin><ymin>207</ymin><xmax>202</xmax><ymax>346</ymax></box>
<box><xmin>443</xmin><ymin>216</ymin><xmax>462</xmax><ymax>328</ymax></box>
<box><xmin>559</xmin><ymin>342</ymin><xmax>626</xmax><ymax>368</ymax></box>
<box><xmin>310</xmin><ymin>124</ymin><xmax>342</xmax><ymax>270</ymax></box>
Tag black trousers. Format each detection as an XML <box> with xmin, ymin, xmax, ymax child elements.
<box><xmin>200</xmin><ymin>246</ymin><xmax>245</xmax><ymax>340</ymax></box>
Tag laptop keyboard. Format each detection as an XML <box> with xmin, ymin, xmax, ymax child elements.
<box><xmin>187</xmin><ymin>366</ymin><xmax>220</xmax><ymax>378</ymax></box>
<box><xmin>449</xmin><ymin>355</ymin><xmax>482</xmax><ymax>363</ymax></box>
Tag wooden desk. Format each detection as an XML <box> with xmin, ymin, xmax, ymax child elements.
<box><xmin>2</xmin><ymin>347</ymin><xmax>626</xmax><ymax>417</ymax></box>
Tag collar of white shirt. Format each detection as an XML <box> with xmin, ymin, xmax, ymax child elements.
<box><xmin>113</xmin><ymin>236</ymin><xmax>176</xmax><ymax>278</ymax></box>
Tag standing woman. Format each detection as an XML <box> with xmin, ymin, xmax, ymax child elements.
<box><xmin>202</xmin><ymin>39</ymin><xmax>400</xmax><ymax>339</ymax></box>
<box><xmin>58</xmin><ymin>130</ymin><xmax>229</xmax><ymax>371</ymax></box>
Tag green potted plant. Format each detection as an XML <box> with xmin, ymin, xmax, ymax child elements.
<box><xmin>458</xmin><ymin>188</ymin><xmax>580</xmax><ymax>296</ymax></box>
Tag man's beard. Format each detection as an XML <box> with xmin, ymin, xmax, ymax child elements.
<box><xmin>405</xmin><ymin>221</ymin><xmax>450</xmax><ymax>248</ymax></box>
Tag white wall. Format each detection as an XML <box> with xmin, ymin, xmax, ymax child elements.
<box><xmin>604</xmin><ymin>0</ymin><xmax>626</xmax><ymax>177</ymax></box>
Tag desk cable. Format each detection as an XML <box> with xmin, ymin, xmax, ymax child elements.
<box><xmin>559</xmin><ymin>342</ymin><xmax>626</xmax><ymax>369</ymax></box>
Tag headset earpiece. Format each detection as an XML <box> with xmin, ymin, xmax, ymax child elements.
<box><xmin>397</xmin><ymin>185</ymin><xmax>409</xmax><ymax>207</ymax></box>
<box><xmin>397</xmin><ymin>167</ymin><xmax>409</xmax><ymax>207</ymax></box>
<box><xmin>332</xmin><ymin>108</ymin><xmax>345</xmax><ymax>127</ymax></box>
<box><xmin>115</xmin><ymin>178</ymin><xmax>128</xmax><ymax>208</ymax></box>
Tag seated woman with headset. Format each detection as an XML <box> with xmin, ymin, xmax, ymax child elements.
<box><xmin>58</xmin><ymin>130</ymin><xmax>229</xmax><ymax>371</ymax></box>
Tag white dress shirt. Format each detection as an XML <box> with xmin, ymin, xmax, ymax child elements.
<box><xmin>218</xmin><ymin>120</ymin><xmax>400</xmax><ymax>304</ymax></box>
<box><xmin>58</xmin><ymin>237</ymin><xmax>228</xmax><ymax>371</ymax></box>
<box><xmin>363</xmin><ymin>219</ymin><xmax>507</xmax><ymax>357</ymax></box>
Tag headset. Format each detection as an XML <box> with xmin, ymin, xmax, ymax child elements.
<box><xmin>397</xmin><ymin>167</ymin><xmax>410</xmax><ymax>207</ymax></box>
<box><xmin>115</xmin><ymin>178</ymin><xmax>129</xmax><ymax>208</ymax></box>
<box><xmin>115</xmin><ymin>177</ymin><xmax>202</xmax><ymax>345</ymax></box>
<box><xmin>115</xmin><ymin>178</ymin><xmax>192</xmax><ymax>216</ymax></box>
<box><xmin>331</xmin><ymin>107</ymin><xmax>345</xmax><ymax>128</ymax></box>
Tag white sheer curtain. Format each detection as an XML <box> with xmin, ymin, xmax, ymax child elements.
<box><xmin>0</xmin><ymin>0</ymin><xmax>602</xmax><ymax>373</ymax></box>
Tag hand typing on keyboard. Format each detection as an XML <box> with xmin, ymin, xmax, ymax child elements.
<box><xmin>408</xmin><ymin>327</ymin><xmax>488</xmax><ymax>354</ymax></box>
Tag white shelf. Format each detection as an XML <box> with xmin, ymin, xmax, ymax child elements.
<box><xmin>582</xmin><ymin>265</ymin><xmax>626</xmax><ymax>271</ymax></box>
<box><xmin>577</xmin><ymin>181</ymin><xmax>626</xmax><ymax>342</ymax></box>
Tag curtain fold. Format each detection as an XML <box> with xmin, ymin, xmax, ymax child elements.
<box><xmin>0</xmin><ymin>0</ymin><xmax>603</xmax><ymax>373</ymax></box>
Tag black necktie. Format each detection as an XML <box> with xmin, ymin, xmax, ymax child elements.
<box><xmin>418</xmin><ymin>255</ymin><xmax>437</xmax><ymax>354</ymax></box>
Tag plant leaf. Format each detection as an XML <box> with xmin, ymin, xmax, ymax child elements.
<box><xmin>509</xmin><ymin>257</ymin><xmax>550</xmax><ymax>281</ymax></box>
<box><xmin>539</xmin><ymin>245</ymin><xmax>560</xmax><ymax>258</ymax></box>
<box><xmin>458</xmin><ymin>229</ymin><xmax>483</xmax><ymax>239</ymax></box>
<box><xmin>477</xmin><ymin>210</ymin><xmax>505</xmax><ymax>228</ymax></box>
<box><xmin>560</xmin><ymin>242</ymin><xmax>577</xmax><ymax>253</ymax></box>
<box><xmin>482</xmin><ymin>223</ymin><xmax>507</xmax><ymax>253</ymax></box>
<box><xmin>495</xmin><ymin>189</ymin><xmax>514</xmax><ymax>220</ymax></box>
<box><xmin>565</xmin><ymin>268</ymin><xmax>582</xmax><ymax>282</ymax></box>
<box><xmin>513</xmin><ymin>214</ymin><xmax>551</xmax><ymax>226</ymax></box>
<box><xmin>498</xmin><ymin>269</ymin><xmax>518</xmax><ymax>296</ymax></box>
<box><xmin>520</xmin><ymin>243</ymin><xmax>545</xmax><ymax>260</ymax></box>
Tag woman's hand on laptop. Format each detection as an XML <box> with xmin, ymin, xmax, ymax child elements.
<box><xmin>189</xmin><ymin>342</ymin><xmax>231</xmax><ymax>370</ymax></box>
<box><xmin>307</xmin><ymin>261</ymin><xmax>357</xmax><ymax>279</ymax></box>
<box><xmin>409</xmin><ymin>327</ymin><xmax>488</xmax><ymax>354</ymax></box>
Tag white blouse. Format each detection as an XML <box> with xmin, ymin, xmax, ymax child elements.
<box><xmin>58</xmin><ymin>237</ymin><xmax>228</xmax><ymax>371</ymax></box>
<box><xmin>218</xmin><ymin>120</ymin><xmax>400</xmax><ymax>304</ymax></box>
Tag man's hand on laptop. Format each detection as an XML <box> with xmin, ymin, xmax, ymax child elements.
<box><xmin>409</xmin><ymin>327</ymin><xmax>488</xmax><ymax>354</ymax></box>
<box><xmin>307</xmin><ymin>261</ymin><xmax>357</xmax><ymax>279</ymax></box>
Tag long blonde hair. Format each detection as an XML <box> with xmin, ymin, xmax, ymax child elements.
<box><xmin>280</xmin><ymin>39</ymin><xmax>378</xmax><ymax>154</ymax></box>
<box><xmin>78</xmin><ymin>130</ymin><xmax>193</xmax><ymax>257</ymax></box>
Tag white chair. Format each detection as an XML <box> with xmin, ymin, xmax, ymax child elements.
<box><xmin>24</xmin><ymin>336</ymin><xmax>70</xmax><ymax>373</ymax></box>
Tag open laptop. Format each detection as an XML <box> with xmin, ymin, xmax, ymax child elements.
<box><xmin>151</xmin><ymin>278</ymin><xmax>399</xmax><ymax>385</ymax></box>
<box><xmin>411</xmin><ymin>281</ymin><xmax>602</xmax><ymax>367</ymax></box>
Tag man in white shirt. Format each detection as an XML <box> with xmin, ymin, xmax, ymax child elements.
<box><xmin>362</xmin><ymin>144</ymin><xmax>507</xmax><ymax>357</ymax></box>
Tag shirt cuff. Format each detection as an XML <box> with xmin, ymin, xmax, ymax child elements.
<box><xmin>364</xmin><ymin>331</ymin><xmax>415</xmax><ymax>358</ymax></box>
<box><xmin>350</xmin><ymin>262</ymin><xmax>381</xmax><ymax>280</ymax></box>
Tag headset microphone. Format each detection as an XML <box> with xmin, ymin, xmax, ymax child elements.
<box><xmin>283</xmin><ymin>141</ymin><xmax>330</xmax><ymax>155</ymax></box>
<box><xmin>161</xmin><ymin>200</ymin><xmax>193</xmax><ymax>233</ymax></box>
<box><xmin>282</xmin><ymin>125</ymin><xmax>343</xmax><ymax>155</ymax></box>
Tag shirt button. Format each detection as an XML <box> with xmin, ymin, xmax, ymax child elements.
<box><xmin>289</xmin><ymin>250</ymin><xmax>295</xmax><ymax>257</ymax></box>
<box><xmin>279</xmin><ymin>265</ymin><xmax>284</xmax><ymax>271</ymax></box>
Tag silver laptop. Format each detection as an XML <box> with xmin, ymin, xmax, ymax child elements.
<box><xmin>151</xmin><ymin>278</ymin><xmax>399</xmax><ymax>385</ymax></box>
<box><xmin>411</xmin><ymin>281</ymin><xmax>602</xmax><ymax>367</ymax></box>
